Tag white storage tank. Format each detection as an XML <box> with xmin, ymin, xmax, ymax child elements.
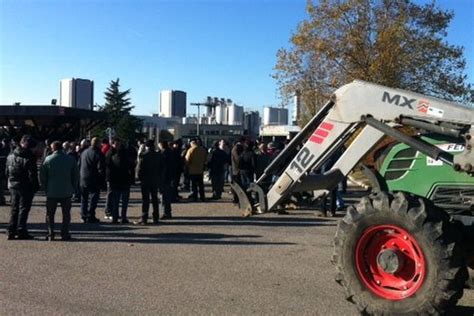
<box><xmin>215</xmin><ymin>105</ymin><xmax>226</xmax><ymax>124</ymax></box>
<box><xmin>228</xmin><ymin>104</ymin><xmax>243</xmax><ymax>125</ymax></box>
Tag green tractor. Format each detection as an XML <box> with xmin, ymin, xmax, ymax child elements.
<box><xmin>345</xmin><ymin>133</ymin><xmax>474</xmax><ymax>311</ymax></box>
<box><xmin>233</xmin><ymin>81</ymin><xmax>473</xmax><ymax>314</ymax></box>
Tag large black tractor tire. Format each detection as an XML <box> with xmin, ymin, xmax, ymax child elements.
<box><xmin>333</xmin><ymin>191</ymin><xmax>468</xmax><ymax>315</ymax></box>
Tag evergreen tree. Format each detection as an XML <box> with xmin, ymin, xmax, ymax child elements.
<box><xmin>96</xmin><ymin>78</ymin><xmax>142</xmax><ymax>141</ymax></box>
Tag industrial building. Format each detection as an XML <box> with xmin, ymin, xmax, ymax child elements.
<box><xmin>263</xmin><ymin>106</ymin><xmax>288</xmax><ymax>126</ymax></box>
<box><xmin>243</xmin><ymin>111</ymin><xmax>261</xmax><ymax>139</ymax></box>
<box><xmin>160</xmin><ymin>90</ymin><xmax>187</xmax><ymax>118</ymax></box>
<box><xmin>135</xmin><ymin>114</ymin><xmax>244</xmax><ymax>147</ymax></box>
<box><xmin>59</xmin><ymin>78</ymin><xmax>94</xmax><ymax>110</ymax></box>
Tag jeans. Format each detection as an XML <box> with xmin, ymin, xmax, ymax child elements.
<box><xmin>104</xmin><ymin>182</ymin><xmax>113</xmax><ymax>217</ymax></box>
<box><xmin>80</xmin><ymin>186</ymin><xmax>100</xmax><ymax>220</ymax></box>
<box><xmin>210</xmin><ymin>173</ymin><xmax>225</xmax><ymax>198</ymax></box>
<box><xmin>161</xmin><ymin>184</ymin><xmax>172</xmax><ymax>216</ymax></box>
<box><xmin>240</xmin><ymin>170</ymin><xmax>254</xmax><ymax>190</ymax></box>
<box><xmin>110</xmin><ymin>188</ymin><xmax>130</xmax><ymax>220</ymax></box>
<box><xmin>8</xmin><ymin>189</ymin><xmax>34</xmax><ymax>235</ymax></box>
<box><xmin>141</xmin><ymin>184</ymin><xmax>159</xmax><ymax>221</ymax></box>
<box><xmin>189</xmin><ymin>174</ymin><xmax>205</xmax><ymax>200</ymax></box>
<box><xmin>46</xmin><ymin>197</ymin><xmax>71</xmax><ymax>237</ymax></box>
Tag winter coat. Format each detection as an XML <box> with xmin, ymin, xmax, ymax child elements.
<box><xmin>6</xmin><ymin>147</ymin><xmax>39</xmax><ymax>192</ymax></box>
<box><xmin>160</xmin><ymin>147</ymin><xmax>176</xmax><ymax>186</ymax></box>
<box><xmin>231</xmin><ymin>143</ymin><xmax>243</xmax><ymax>176</ymax></box>
<box><xmin>207</xmin><ymin>148</ymin><xmax>229</xmax><ymax>176</ymax></box>
<box><xmin>105</xmin><ymin>147</ymin><xmax>133</xmax><ymax>190</ymax></box>
<box><xmin>79</xmin><ymin>147</ymin><xmax>105</xmax><ymax>189</ymax></box>
<box><xmin>239</xmin><ymin>149</ymin><xmax>255</xmax><ymax>174</ymax></box>
<box><xmin>255</xmin><ymin>151</ymin><xmax>271</xmax><ymax>179</ymax></box>
<box><xmin>185</xmin><ymin>144</ymin><xmax>207</xmax><ymax>175</ymax></box>
<box><xmin>40</xmin><ymin>150</ymin><xmax>79</xmax><ymax>198</ymax></box>
<box><xmin>137</xmin><ymin>150</ymin><xmax>162</xmax><ymax>188</ymax></box>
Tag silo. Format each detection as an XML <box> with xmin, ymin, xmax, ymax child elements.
<box><xmin>228</xmin><ymin>104</ymin><xmax>243</xmax><ymax>125</ymax></box>
<box><xmin>216</xmin><ymin>105</ymin><xmax>225</xmax><ymax>124</ymax></box>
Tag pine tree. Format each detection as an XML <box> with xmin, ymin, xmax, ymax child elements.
<box><xmin>95</xmin><ymin>78</ymin><xmax>142</xmax><ymax>141</ymax></box>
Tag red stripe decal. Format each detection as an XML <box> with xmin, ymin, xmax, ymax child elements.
<box><xmin>314</xmin><ymin>129</ymin><xmax>329</xmax><ymax>137</ymax></box>
<box><xmin>320</xmin><ymin>122</ymin><xmax>334</xmax><ymax>131</ymax></box>
<box><xmin>309</xmin><ymin>135</ymin><xmax>324</xmax><ymax>144</ymax></box>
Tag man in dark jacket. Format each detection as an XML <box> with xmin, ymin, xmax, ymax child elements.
<box><xmin>0</xmin><ymin>138</ymin><xmax>9</xmax><ymax>205</ymax></box>
<box><xmin>255</xmin><ymin>143</ymin><xmax>271</xmax><ymax>187</ymax></box>
<box><xmin>41</xmin><ymin>141</ymin><xmax>79</xmax><ymax>240</ymax></box>
<box><xmin>105</xmin><ymin>138</ymin><xmax>133</xmax><ymax>224</ymax></box>
<box><xmin>207</xmin><ymin>141</ymin><xmax>229</xmax><ymax>200</ymax></box>
<box><xmin>159</xmin><ymin>140</ymin><xmax>175</xmax><ymax>219</ymax></box>
<box><xmin>5</xmin><ymin>135</ymin><xmax>39</xmax><ymax>240</ymax></box>
<box><xmin>136</xmin><ymin>140</ymin><xmax>162</xmax><ymax>225</ymax></box>
<box><xmin>239</xmin><ymin>141</ymin><xmax>256</xmax><ymax>189</ymax></box>
<box><xmin>79</xmin><ymin>137</ymin><xmax>105</xmax><ymax>223</ymax></box>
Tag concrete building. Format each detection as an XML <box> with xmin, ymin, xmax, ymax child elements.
<box><xmin>160</xmin><ymin>90</ymin><xmax>186</xmax><ymax>118</ymax></box>
<box><xmin>174</xmin><ymin>123</ymin><xmax>244</xmax><ymax>148</ymax></box>
<box><xmin>243</xmin><ymin>111</ymin><xmax>261</xmax><ymax>139</ymax></box>
<box><xmin>263</xmin><ymin>106</ymin><xmax>288</xmax><ymax>126</ymax></box>
<box><xmin>137</xmin><ymin>115</ymin><xmax>181</xmax><ymax>142</ymax></box>
<box><xmin>59</xmin><ymin>78</ymin><xmax>94</xmax><ymax>110</ymax></box>
<box><xmin>260</xmin><ymin>124</ymin><xmax>301</xmax><ymax>143</ymax></box>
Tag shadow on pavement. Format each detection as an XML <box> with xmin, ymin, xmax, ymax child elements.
<box><xmin>0</xmin><ymin>222</ymin><xmax>295</xmax><ymax>246</ymax></box>
<box><xmin>74</xmin><ymin>232</ymin><xmax>294</xmax><ymax>245</ymax></box>
<box><xmin>161</xmin><ymin>216</ymin><xmax>337</xmax><ymax>227</ymax></box>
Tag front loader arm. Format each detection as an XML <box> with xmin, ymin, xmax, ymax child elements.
<box><xmin>233</xmin><ymin>80</ymin><xmax>474</xmax><ymax>215</ymax></box>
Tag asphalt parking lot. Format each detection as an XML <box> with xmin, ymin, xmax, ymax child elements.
<box><xmin>1</xmin><ymin>186</ymin><xmax>473</xmax><ymax>315</ymax></box>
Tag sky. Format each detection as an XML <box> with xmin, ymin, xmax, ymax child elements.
<box><xmin>0</xmin><ymin>0</ymin><xmax>473</xmax><ymax>116</ymax></box>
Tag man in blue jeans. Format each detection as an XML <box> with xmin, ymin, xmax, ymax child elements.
<box><xmin>41</xmin><ymin>141</ymin><xmax>79</xmax><ymax>240</ymax></box>
<box><xmin>105</xmin><ymin>138</ymin><xmax>133</xmax><ymax>224</ymax></box>
<box><xmin>79</xmin><ymin>137</ymin><xmax>105</xmax><ymax>223</ymax></box>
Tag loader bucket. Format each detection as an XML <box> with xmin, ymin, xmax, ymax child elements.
<box><xmin>230</xmin><ymin>182</ymin><xmax>254</xmax><ymax>217</ymax></box>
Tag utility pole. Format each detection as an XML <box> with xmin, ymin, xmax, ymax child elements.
<box><xmin>190</xmin><ymin>102</ymin><xmax>205</xmax><ymax>137</ymax></box>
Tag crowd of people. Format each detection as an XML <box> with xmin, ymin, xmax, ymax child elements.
<box><xmin>0</xmin><ymin>134</ymin><xmax>293</xmax><ymax>241</ymax></box>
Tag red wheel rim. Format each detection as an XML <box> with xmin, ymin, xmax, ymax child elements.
<box><xmin>355</xmin><ymin>225</ymin><xmax>426</xmax><ymax>300</ymax></box>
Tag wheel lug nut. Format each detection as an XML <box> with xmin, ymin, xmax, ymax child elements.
<box><xmin>403</xmin><ymin>235</ymin><xmax>408</xmax><ymax>240</ymax></box>
<box><xmin>376</xmin><ymin>280</ymin><xmax>381</xmax><ymax>285</ymax></box>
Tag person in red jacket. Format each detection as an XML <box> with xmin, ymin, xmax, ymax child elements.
<box><xmin>101</xmin><ymin>138</ymin><xmax>111</xmax><ymax>155</ymax></box>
